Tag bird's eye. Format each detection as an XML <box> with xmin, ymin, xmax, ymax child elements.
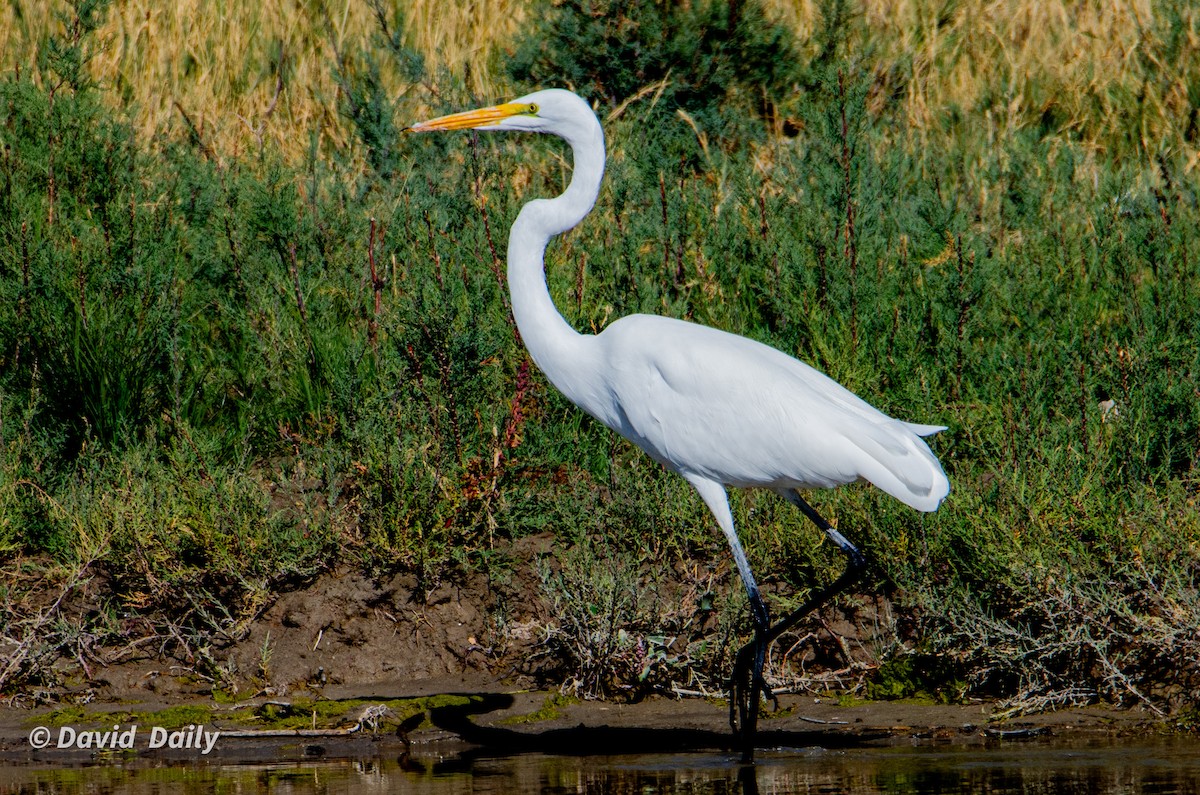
<box><xmin>527</xmin><ymin>103</ymin><xmax>539</xmax><ymax>115</ymax></box>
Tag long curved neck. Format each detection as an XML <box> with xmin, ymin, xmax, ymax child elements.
<box><xmin>506</xmin><ymin>119</ymin><xmax>605</xmax><ymax>396</ymax></box>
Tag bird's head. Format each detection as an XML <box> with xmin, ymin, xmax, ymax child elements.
<box><xmin>408</xmin><ymin>89</ymin><xmax>599</xmax><ymax>146</ymax></box>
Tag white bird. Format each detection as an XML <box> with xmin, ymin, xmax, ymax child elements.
<box><xmin>410</xmin><ymin>88</ymin><xmax>949</xmax><ymax>760</ymax></box>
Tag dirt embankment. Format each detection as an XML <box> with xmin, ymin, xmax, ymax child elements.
<box><xmin>68</xmin><ymin>533</ymin><xmax>561</xmax><ymax>702</ymax></box>
<box><xmin>0</xmin><ymin>533</ymin><xmax>1168</xmax><ymax>762</ymax></box>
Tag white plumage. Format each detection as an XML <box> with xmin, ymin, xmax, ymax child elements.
<box><xmin>411</xmin><ymin>88</ymin><xmax>949</xmax><ymax>758</ymax></box>
<box><xmin>586</xmin><ymin>313</ymin><xmax>948</xmax><ymax>510</ymax></box>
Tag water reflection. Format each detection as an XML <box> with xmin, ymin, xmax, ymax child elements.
<box><xmin>3</xmin><ymin>737</ymin><xmax>1199</xmax><ymax>794</ymax></box>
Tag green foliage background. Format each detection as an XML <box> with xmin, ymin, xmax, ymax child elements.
<box><xmin>1</xmin><ymin>0</ymin><xmax>1197</xmax><ymax>706</ymax></box>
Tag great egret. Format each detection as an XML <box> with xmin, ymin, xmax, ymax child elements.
<box><xmin>410</xmin><ymin>89</ymin><xmax>949</xmax><ymax>761</ymax></box>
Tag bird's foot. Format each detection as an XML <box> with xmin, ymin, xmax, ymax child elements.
<box><xmin>729</xmin><ymin>633</ymin><xmax>773</xmax><ymax>762</ymax></box>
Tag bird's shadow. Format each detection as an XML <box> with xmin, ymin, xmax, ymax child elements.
<box><xmin>408</xmin><ymin>691</ymin><xmax>885</xmax><ymax>790</ymax></box>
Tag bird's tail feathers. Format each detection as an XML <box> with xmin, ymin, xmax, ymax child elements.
<box><xmin>903</xmin><ymin>422</ymin><xmax>947</xmax><ymax>438</ymax></box>
<box><xmin>846</xmin><ymin>421</ymin><xmax>950</xmax><ymax>512</ymax></box>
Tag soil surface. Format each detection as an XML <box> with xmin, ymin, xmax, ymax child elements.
<box><xmin>0</xmin><ymin>681</ymin><xmax>1157</xmax><ymax>765</ymax></box>
<box><xmin>0</xmin><ymin>534</ymin><xmax>1165</xmax><ymax>765</ymax></box>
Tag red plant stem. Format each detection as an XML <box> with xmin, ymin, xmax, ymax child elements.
<box><xmin>368</xmin><ymin>217</ymin><xmax>384</xmax><ymax>351</ymax></box>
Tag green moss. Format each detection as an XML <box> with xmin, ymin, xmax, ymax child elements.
<box><xmin>499</xmin><ymin>694</ymin><xmax>578</xmax><ymax>725</ymax></box>
<box><xmin>1173</xmin><ymin>707</ymin><xmax>1200</xmax><ymax>734</ymax></box>
<box><xmin>37</xmin><ymin>705</ymin><xmax>88</xmax><ymax>727</ymax></box>
<box><xmin>120</xmin><ymin>705</ymin><xmax>216</xmax><ymax>729</ymax></box>
<box><xmin>835</xmin><ymin>694</ymin><xmax>870</xmax><ymax>708</ymax></box>
<box><xmin>233</xmin><ymin>695</ymin><xmax>485</xmax><ymax>731</ymax></box>
<box><xmin>761</xmin><ymin>703</ymin><xmax>796</xmax><ymax>721</ymax></box>
<box><xmin>211</xmin><ymin>689</ymin><xmax>239</xmax><ymax>705</ymax></box>
<box><xmin>865</xmin><ymin>657</ymin><xmax>966</xmax><ymax>705</ymax></box>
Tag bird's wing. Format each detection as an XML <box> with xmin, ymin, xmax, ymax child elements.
<box><xmin>595</xmin><ymin>315</ymin><xmax>949</xmax><ymax>511</ymax></box>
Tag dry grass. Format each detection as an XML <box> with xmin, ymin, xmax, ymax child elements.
<box><xmin>762</xmin><ymin>0</ymin><xmax>1196</xmax><ymax>159</ymax></box>
<box><xmin>0</xmin><ymin>0</ymin><xmax>523</xmax><ymax>159</ymax></box>
<box><xmin>1</xmin><ymin>0</ymin><xmax>1194</xmax><ymax>162</ymax></box>
<box><xmin>865</xmin><ymin>0</ymin><xmax>1193</xmax><ymax>155</ymax></box>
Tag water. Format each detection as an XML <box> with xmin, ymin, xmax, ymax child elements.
<box><xmin>2</xmin><ymin>737</ymin><xmax>1199</xmax><ymax>793</ymax></box>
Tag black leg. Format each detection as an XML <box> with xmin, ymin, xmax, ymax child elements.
<box><xmin>728</xmin><ymin>492</ymin><xmax>867</xmax><ymax>763</ymax></box>
<box><xmin>763</xmin><ymin>538</ymin><xmax>865</xmax><ymax>648</ymax></box>
<box><xmin>729</xmin><ymin>595</ymin><xmax>771</xmax><ymax>762</ymax></box>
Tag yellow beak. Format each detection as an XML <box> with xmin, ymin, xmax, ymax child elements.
<box><xmin>408</xmin><ymin>101</ymin><xmax>531</xmax><ymax>132</ymax></box>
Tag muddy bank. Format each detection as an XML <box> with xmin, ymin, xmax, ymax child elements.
<box><xmin>8</xmin><ymin>532</ymin><xmax>902</xmax><ymax>707</ymax></box>
<box><xmin>0</xmin><ymin>679</ymin><xmax>1161</xmax><ymax>766</ymax></box>
<box><xmin>0</xmin><ymin>533</ymin><xmax>1172</xmax><ymax>767</ymax></box>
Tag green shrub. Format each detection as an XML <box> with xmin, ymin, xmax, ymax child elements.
<box><xmin>508</xmin><ymin>0</ymin><xmax>805</xmax><ymax>167</ymax></box>
<box><xmin>1</xmin><ymin>0</ymin><xmax>1197</xmax><ymax>707</ymax></box>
